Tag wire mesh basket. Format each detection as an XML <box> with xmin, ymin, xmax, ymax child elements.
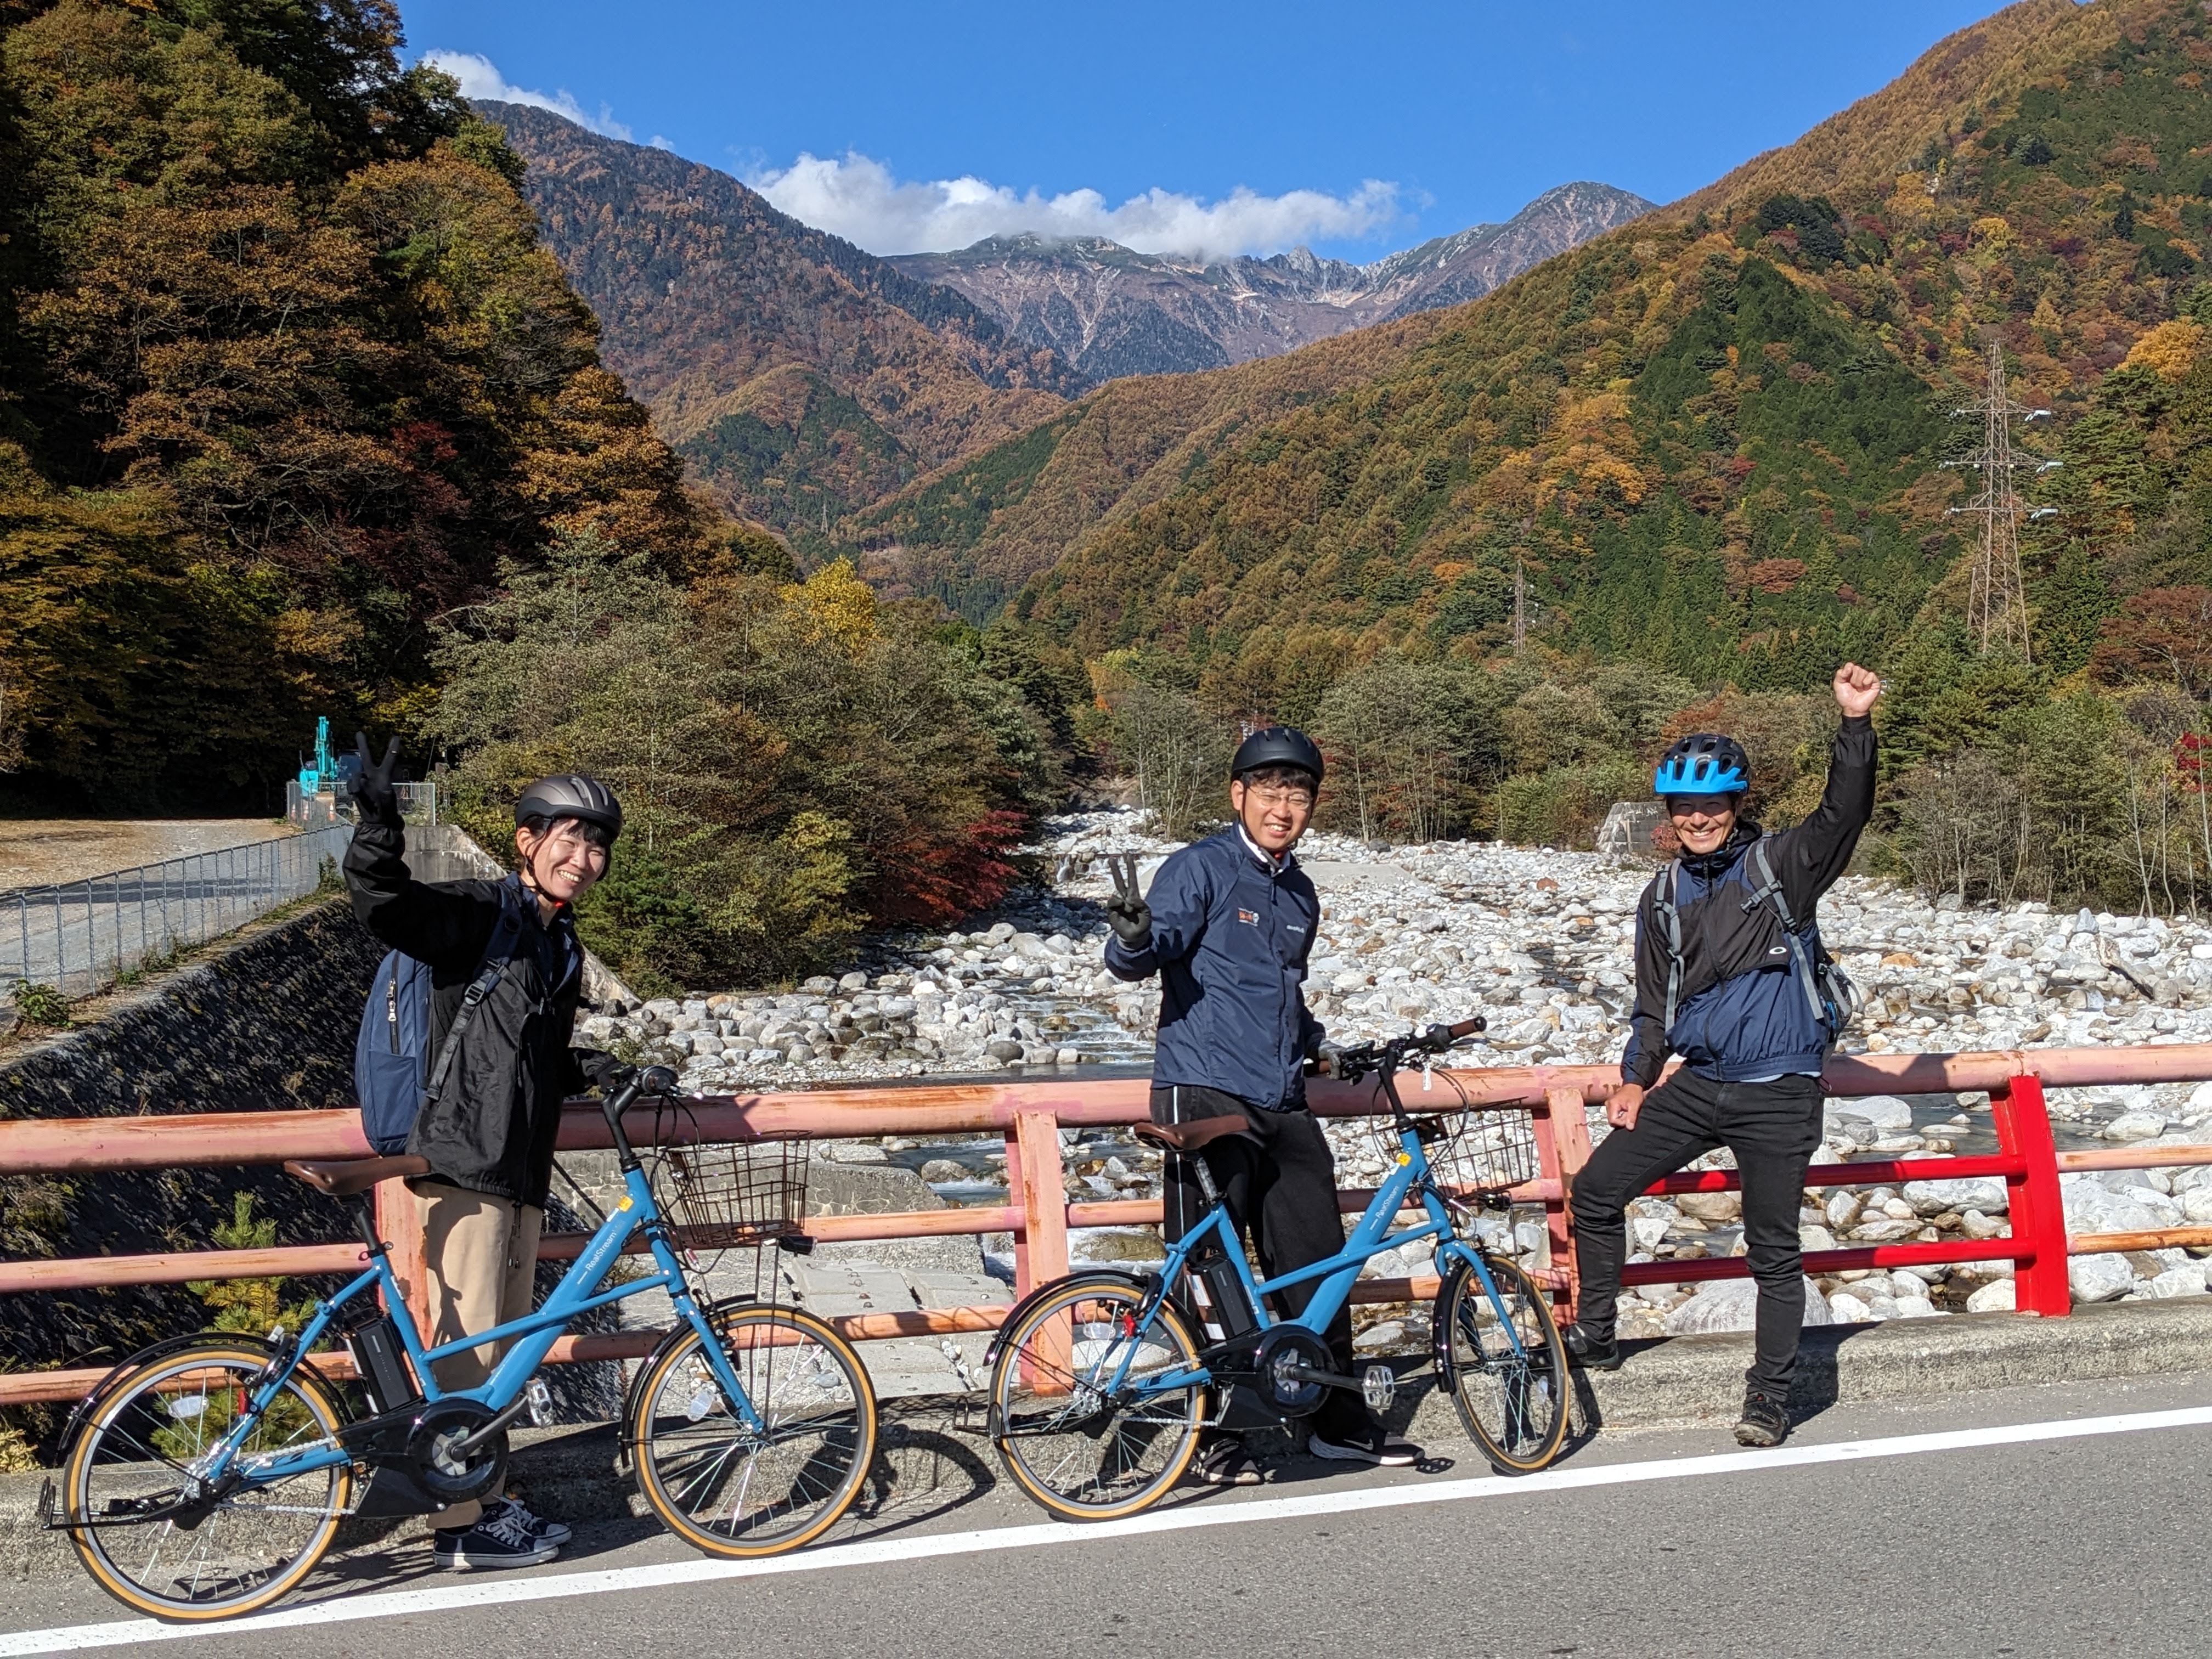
<box><xmin>1414</xmin><ymin>1106</ymin><xmax>1541</xmax><ymax>1200</ymax></box>
<box><xmin>660</xmin><ymin>1138</ymin><xmax>810</xmax><ymax>1249</ymax></box>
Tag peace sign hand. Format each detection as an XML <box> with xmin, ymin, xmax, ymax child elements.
<box><xmin>352</xmin><ymin>731</ymin><xmax>406</xmax><ymax>830</ymax></box>
<box><xmin>1104</xmin><ymin>854</ymin><xmax>1153</xmax><ymax>949</ymax></box>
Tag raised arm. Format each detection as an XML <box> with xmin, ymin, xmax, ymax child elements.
<box><xmin>1103</xmin><ymin>850</ymin><xmax>1213</xmax><ymax>981</ymax></box>
<box><xmin>1771</xmin><ymin>663</ymin><xmax>1880</xmax><ymax>912</ymax></box>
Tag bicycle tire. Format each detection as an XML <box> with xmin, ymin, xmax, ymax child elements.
<box><xmin>989</xmin><ymin>1274</ymin><xmax>1205</xmax><ymax>1521</ymax></box>
<box><xmin>61</xmin><ymin>1342</ymin><xmax>353</xmax><ymax>1621</ymax></box>
<box><xmin>630</xmin><ymin>1304</ymin><xmax>877</xmax><ymax>1558</ymax></box>
<box><xmin>1436</xmin><ymin>1255</ymin><xmax>1569</xmax><ymax>1474</ymax></box>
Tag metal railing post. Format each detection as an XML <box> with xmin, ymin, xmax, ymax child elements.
<box><xmin>1538</xmin><ymin>1084</ymin><xmax>1593</xmax><ymax>1319</ymax></box>
<box><xmin>375</xmin><ymin>1177</ymin><xmax>429</xmax><ymax>1334</ymax></box>
<box><xmin>1008</xmin><ymin>1109</ymin><xmax>1070</xmax><ymax>1297</ymax></box>
<box><xmin>1994</xmin><ymin>1073</ymin><xmax>2070</xmax><ymax>1316</ymax></box>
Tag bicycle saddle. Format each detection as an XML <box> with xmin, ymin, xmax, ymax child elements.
<box><xmin>1132</xmin><ymin>1114</ymin><xmax>1253</xmax><ymax>1153</ymax></box>
<box><xmin>283</xmin><ymin>1154</ymin><xmax>430</xmax><ymax>1196</ymax></box>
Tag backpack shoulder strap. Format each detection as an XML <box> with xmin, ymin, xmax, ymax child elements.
<box><xmin>1746</xmin><ymin>834</ymin><xmax>1829</xmax><ymax>1023</ymax></box>
<box><xmin>1743</xmin><ymin>835</ymin><xmax>1803</xmax><ymax>932</ymax></box>
<box><xmin>424</xmin><ymin>882</ymin><xmax>531</xmax><ymax>1103</ymax></box>
<box><xmin>1650</xmin><ymin>859</ymin><xmax>1686</xmax><ymax>1032</ymax></box>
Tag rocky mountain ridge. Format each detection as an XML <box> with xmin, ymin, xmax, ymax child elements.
<box><xmin>889</xmin><ymin>182</ymin><xmax>1655</xmax><ymax>379</ymax></box>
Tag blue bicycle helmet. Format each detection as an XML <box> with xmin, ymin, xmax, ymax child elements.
<box><xmin>1654</xmin><ymin>733</ymin><xmax>1749</xmax><ymax>797</ymax></box>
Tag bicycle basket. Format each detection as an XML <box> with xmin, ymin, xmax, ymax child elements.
<box><xmin>1424</xmin><ymin>1106</ymin><xmax>1541</xmax><ymax>1198</ymax></box>
<box><xmin>661</xmin><ymin>1138</ymin><xmax>810</xmax><ymax>1248</ymax></box>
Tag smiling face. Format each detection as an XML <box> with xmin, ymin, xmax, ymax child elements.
<box><xmin>1230</xmin><ymin>766</ymin><xmax>1317</xmax><ymax>858</ymax></box>
<box><xmin>514</xmin><ymin>817</ymin><xmax>610</xmax><ymax>909</ymax></box>
<box><xmin>1666</xmin><ymin>794</ymin><xmax>1740</xmax><ymax>857</ymax></box>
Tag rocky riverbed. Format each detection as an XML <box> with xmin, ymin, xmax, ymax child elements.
<box><xmin>579</xmin><ymin>809</ymin><xmax>2212</xmax><ymax>1339</ymax></box>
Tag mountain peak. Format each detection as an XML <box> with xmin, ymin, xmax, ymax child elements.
<box><xmin>888</xmin><ymin>182</ymin><xmax>1653</xmax><ymax>380</ymax></box>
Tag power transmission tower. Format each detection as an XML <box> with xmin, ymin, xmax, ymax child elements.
<box><xmin>1945</xmin><ymin>340</ymin><xmax>2051</xmax><ymax>662</ymax></box>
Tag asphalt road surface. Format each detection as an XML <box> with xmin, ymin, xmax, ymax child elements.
<box><xmin>5</xmin><ymin>1369</ymin><xmax>2208</xmax><ymax>1658</ymax></box>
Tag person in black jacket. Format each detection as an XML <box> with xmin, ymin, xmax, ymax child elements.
<box><xmin>1567</xmin><ymin>664</ymin><xmax>1880</xmax><ymax>1450</ymax></box>
<box><xmin>345</xmin><ymin>740</ymin><xmax>620</xmax><ymax>1571</ymax></box>
<box><xmin>1104</xmin><ymin>726</ymin><xmax>1418</xmax><ymax>1485</ymax></box>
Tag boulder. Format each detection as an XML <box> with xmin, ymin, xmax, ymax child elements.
<box><xmin>1828</xmin><ymin>1291</ymin><xmax>1874</xmax><ymax>1323</ymax></box>
<box><xmin>1903</xmin><ymin>1177</ymin><xmax>2009</xmax><ymax>1217</ymax></box>
<box><xmin>2149</xmin><ymin>1263</ymin><xmax>2210</xmax><ymax>1298</ymax></box>
<box><xmin>2067</xmin><ymin>1252</ymin><xmax>2134</xmax><ymax>1304</ymax></box>
<box><xmin>1662</xmin><ymin>1277</ymin><xmax>1831</xmax><ymax>1336</ymax></box>
<box><xmin>2104</xmin><ymin>1111</ymin><xmax>2170</xmax><ymax>1141</ymax></box>
<box><xmin>1966</xmin><ymin>1279</ymin><xmax>2018</xmax><ymax>1313</ymax></box>
<box><xmin>1850</xmin><ymin>1095</ymin><xmax>1915</xmax><ymax>1132</ymax></box>
<box><xmin>1675</xmin><ymin>1190</ymin><xmax>1742</xmax><ymax>1223</ymax></box>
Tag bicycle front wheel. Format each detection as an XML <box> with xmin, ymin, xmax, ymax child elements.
<box><xmin>1437</xmin><ymin>1255</ymin><xmax>1568</xmax><ymax>1474</ymax></box>
<box><xmin>988</xmin><ymin>1275</ymin><xmax>1205</xmax><ymax>1521</ymax></box>
<box><xmin>630</xmin><ymin>1305</ymin><xmax>876</xmax><ymax>1558</ymax></box>
<box><xmin>61</xmin><ymin>1342</ymin><xmax>353</xmax><ymax>1621</ymax></box>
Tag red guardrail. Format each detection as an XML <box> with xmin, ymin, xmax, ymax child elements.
<box><xmin>5</xmin><ymin>1047</ymin><xmax>2212</xmax><ymax>1404</ymax></box>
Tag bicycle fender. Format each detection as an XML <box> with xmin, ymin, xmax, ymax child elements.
<box><xmin>981</xmin><ymin>1270</ymin><xmax>1152</xmax><ymax>1369</ymax></box>
<box><xmin>59</xmin><ymin>1333</ymin><xmax>286</xmax><ymax>1450</ymax></box>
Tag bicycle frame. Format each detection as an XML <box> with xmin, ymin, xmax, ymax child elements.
<box><xmin>1109</xmin><ymin>1107</ymin><xmax>1533</xmax><ymax>1403</ymax></box>
<box><xmin>203</xmin><ymin>1158</ymin><xmax>756</xmax><ymax>1491</ymax></box>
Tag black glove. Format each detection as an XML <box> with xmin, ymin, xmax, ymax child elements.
<box><xmin>1105</xmin><ymin>853</ymin><xmax>1152</xmax><ymax>949</ymax></box>
<box><xmin>352</xmin><ymin>732</ymin><xmax>405</xmax><ymax>830</ymax></box>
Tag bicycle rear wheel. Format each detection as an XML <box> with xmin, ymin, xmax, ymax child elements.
<box><xmin>1436</xmin><ymin>1256</ymin><xmax>1568</xmax><ymax>1473</ymax></box>
<box><xmin>61</xmin><ymin>1342</ymin><xmax>352</xmax><ymax>1621</ymax></box>
<box><xmin>988</xmin><ymin>1275</ymin><xmax>1205</xmax><ymax>1521</ymax></box>
<box><xmin>630</xmin><ymin>1305</ymin><xmax>876</xmax><ymax>1558</ymax></box>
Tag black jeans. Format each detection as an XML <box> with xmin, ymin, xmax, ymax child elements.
<box><xmin>1570</xmin><ymin>1070</ymin><xmax>1824</xmax><ymax>1395</ymax></box>
<box><xmin>1154</xmin><ymin>1085</ymin><xmax>1367</xmax><ymax>1438</ymax></box>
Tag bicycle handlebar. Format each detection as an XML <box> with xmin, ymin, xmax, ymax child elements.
<box><xmin>1327</xmin><ymin>1013</ymin><xmax>1487</xmax><ymax>1085</ymax></box>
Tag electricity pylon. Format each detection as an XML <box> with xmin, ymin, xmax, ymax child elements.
<box><xmin>1945</xmin><ymin>340</ymin><xmax>2052</xmax><ymax>661</ymax></box>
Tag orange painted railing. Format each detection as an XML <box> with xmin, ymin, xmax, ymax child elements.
<box><xmin>6</xmin><ymin>1045</ymin><xmax>2212</xmax><ymax>1404</ymax></box>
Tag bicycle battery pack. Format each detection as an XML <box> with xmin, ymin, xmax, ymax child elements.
<box><xmin>1187</xmin><ymin>1246</ymin><xmax>1259</xmax><ymax>1342</ymax></box>
<box><xmin>346</xmin><ymin>1316</ymin><xmax>424</xmax><ymax>1415</ymax></box>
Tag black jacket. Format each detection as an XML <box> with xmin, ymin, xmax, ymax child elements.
<box><xmin>345</xmin><ymin>821</ymin><xmax>585</xmax><ymax>1207</ymax></box>
<box><xmin>1621</xmin><ymin>714</ymin><xmax>1875</xmax><ymax>1088</ymax></box>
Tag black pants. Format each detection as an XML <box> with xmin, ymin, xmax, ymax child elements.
<box><xmin>1154</xmin><ymin>1085</ymin><xmax>1367</xmax><ymax>1438</ymax></box>
<box><xmin>1569</xmin><ymin>1070</ymin><xmax>1824</xmax><ymax>1395</ymax></box>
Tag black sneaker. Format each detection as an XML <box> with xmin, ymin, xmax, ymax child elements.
<box><xmin>1192</xmin><ymin>1438</ymin><xmax>1262</xmax><ymax>1487</ymax></box>
<box><xmin>1307</xmin><ymin>1425</ymin><xmax>1422</xmax><ymax>1466</ymax></box>
<box><xmin>432</xmin><ymin>1506</ymin><xmax>561</xmax><ymax>1571</ymax></box>
<box><xmin>486</xmin><ymin>1495</ymin><xmax>572</xmax><ymax>1548</ymax></box>
<box><xmin>1564</xmin><ymin>1322</ymin><xmax>1623</xmax><ymax>1372</ymax></box>
<box><xmin>1734</xmin><ymin>1389</ymin><xmax>1791</xmax><ymax>1448</ymax></box>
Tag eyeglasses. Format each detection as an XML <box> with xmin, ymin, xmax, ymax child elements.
<box><xmin>1243</xmin><ymin>783</ymin><xmax>1315</xmax><ymax>808</ymax></box>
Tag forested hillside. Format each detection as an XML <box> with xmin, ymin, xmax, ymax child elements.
<box><xmin>0</xmin><ymin>0</ymin><xmax>1074</xmax><ymax>993</ymax></box>
<box><xmin>1029</xmin><ymin>0</ymin><xmax>2212</xmax><ymax>915</ymax></box>
<box><xmin>479</xmin><ymin>104</ymin><xmax>1084</xmax><ymax>554</ymax></box>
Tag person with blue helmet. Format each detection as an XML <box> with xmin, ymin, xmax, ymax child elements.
<box><xmin>1566</xmin><ymin>663</ymin><xmax>1881</xmax><ymax>1450</ymax></box>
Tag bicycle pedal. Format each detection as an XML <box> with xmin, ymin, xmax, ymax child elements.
<box><xmin>524</xmin><ymin>1378</ymin><xmax>554</xmax><ymax>1428</ymax></box>
<box><xmin>1361</xmin><ymin>1364</ymin><xmax>1398</xmax><ymax>1413</ymax></box>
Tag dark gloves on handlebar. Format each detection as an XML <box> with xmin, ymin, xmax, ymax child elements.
<box><xmin>1311</xmin><ymin>1040</ymin><xmax>1347</xmax><ymax>1079</ymax></box>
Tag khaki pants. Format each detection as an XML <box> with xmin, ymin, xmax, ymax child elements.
<box><xmin>416</xmin><ymin>1182</ymin><xmax>544</xmax><ymax>1529</ymax></box>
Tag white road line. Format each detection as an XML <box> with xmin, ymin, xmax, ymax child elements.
<box><xmin>12</xmin><ymin>1401</ymin><xmax>2212</xmax><ymax>1656</ymax></box>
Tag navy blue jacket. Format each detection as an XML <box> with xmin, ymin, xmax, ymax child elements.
<box><xmin>1104</xmin><ymin>829</ymin><xmax>1325</xmax><ymax>1111</ymax></box>
<box><xmin>1622</xmin><ymin>715</ymin><xmax>1875</xmax><ymax>1088</ymax></box>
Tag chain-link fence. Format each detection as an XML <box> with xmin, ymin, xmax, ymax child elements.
<box><xmin>1</xmin><ymin>823</ymin><xmax>353</xmax><ymax>1004</ymax></box>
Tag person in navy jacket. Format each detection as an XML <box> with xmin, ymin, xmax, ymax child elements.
<box><xmin>1568</xmin><ymin>663</ymin><xmax>1880</xmax><ymax>1451</ymax></box>
<box><xmin>1104</xmin><ymin>727</ymin><xmax>1418</xmax><ymax>1483</ymax></box>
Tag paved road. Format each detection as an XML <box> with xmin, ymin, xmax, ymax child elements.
<box><xmin>6</xmin><ymin>1369</ymin><xmax>2207</xmax><ymax>1658</ymax></box>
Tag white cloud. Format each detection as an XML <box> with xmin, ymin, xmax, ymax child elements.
<box><xmin>421</xmin><ymin>51</ymin><xmax>632</xmax><ymax>142</ymax></box>
<box><xmin>749</xmin><ymin>150</ymin><xmax>1401</xmax><ymax>263</ymax></box>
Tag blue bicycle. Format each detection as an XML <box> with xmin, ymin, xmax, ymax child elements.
<box><xmin>47</xmin><ymin>1062</ymin><xmax>876</xmax><ymax>1621</ymax></box>
<box><xmin>985</xmin><ymin>1018</ymin><xmax>1568</xmax><ymax>1517</ymax></box>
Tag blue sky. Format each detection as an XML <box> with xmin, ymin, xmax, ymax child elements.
<box><xmin>403</xmin><ymin>0</ymin><xmax>2017</xmax><ymax>263</ymax></box>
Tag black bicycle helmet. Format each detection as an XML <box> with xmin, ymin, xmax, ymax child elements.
<box><xmin>1653</xmin><ymin>733</ymin><xmax>1750</xmax><ymax>798</ymax></box>
<box><xmin>1230</xmin><ymin>725</ymin><xmax>1324</xmax><ymax>786</ymax></box>
<box><xmin>515</xmin><ymin>774</ymin><xmax>623</xmax><ymax>842</ymax></box>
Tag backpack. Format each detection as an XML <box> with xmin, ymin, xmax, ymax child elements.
<box><xmin>1650</xmin><ymin>835</ymin><xmax>1860</xmax><ymax>1038</ymax></box>
<box><xmin>354</xmin><ymin>883</ymin><xmax>529</xmax><ymax>1155</ymax></box>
